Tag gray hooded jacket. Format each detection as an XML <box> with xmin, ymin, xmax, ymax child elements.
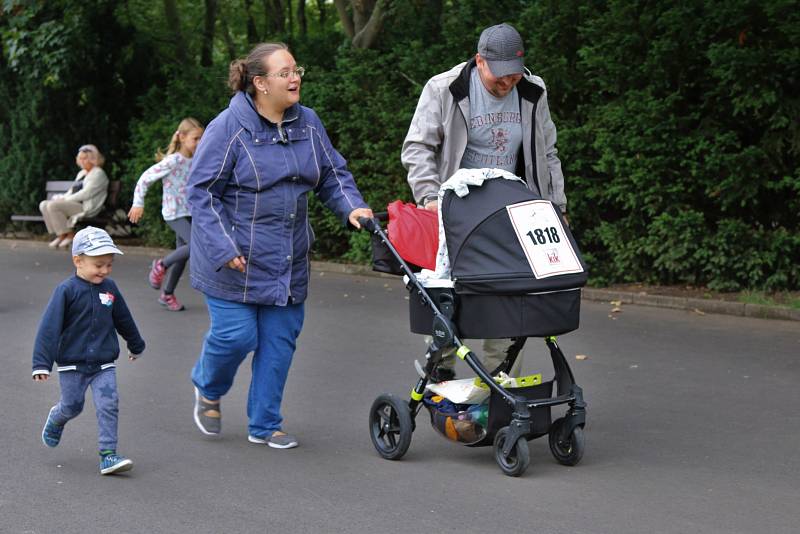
<box><xmin>401</xmin><ymin>59</ymin><xmax>566</xmax><ymax>211</ymax></box>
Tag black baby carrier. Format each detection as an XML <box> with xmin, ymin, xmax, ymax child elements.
<box><xmin>409</xmin><ymin>176</ymin><xmax>587</xmax><ymax>339</ymax></box>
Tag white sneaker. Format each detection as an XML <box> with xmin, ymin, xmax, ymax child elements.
<box><xmin>57</xmin><ymin>237</ymin><xmax>73</xmax><ymax>249</ymax></box>
<box><xmin>248</xmin><ymin>431</ymin><xmax>298</xmax><ymax>449</ymax></box>
<box><xmin>48</xmin><ymin>237</ymin><xmax>62</xmax><ymax>248</ymax></box>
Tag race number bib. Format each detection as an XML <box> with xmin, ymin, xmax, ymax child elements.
<box><xmin>506</xmin><ymin>200</ymin><xmax>584</xmax><ymax>279</ymax></box>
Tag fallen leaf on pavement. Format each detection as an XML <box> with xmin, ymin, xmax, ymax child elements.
<box><xmin>575</xmin><ymin>354</ymin><xmax>588</xmax><ymax>361</ymax></box>
<box><xmin>693</xmin><ymin>308</ymin><xmax>706</xmax><ymax>315</ymax></box>
<box><xmin>611</xmin><ymin>307</ymin><xmax>622</xmax><ymax>313</ymax></box>
<box><xmin>610</xmin><ymin>300</ymin><xmax>622</xmax><ymax>306</ymax></box>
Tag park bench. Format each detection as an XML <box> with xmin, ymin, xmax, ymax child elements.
<box><xmin>10</xmin><ymin>180</ymin><xmax>123</xmax><ymax>230</ymax></box>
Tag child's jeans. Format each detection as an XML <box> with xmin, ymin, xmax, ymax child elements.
<box><xmin>51</xmin><ymin>367</ymin><xmax>119</xmax><ymax>451</ymax></box>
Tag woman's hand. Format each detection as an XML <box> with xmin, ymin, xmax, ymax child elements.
<box><xmin>128</xmin><ymin>206</ymin><xmax>144</xmax><ymax>224</ymax></box>
<box><xmin>348</xmin><ymin>207</ymin><xmax>374</xmax><ymax>229</ymax></box>
<box><xmin>227</xmin><ymin>256</ymin><xmax>247</xmax><ymax>272</ymax></box>
<box><xmin>33</xmin><ymin>374</ymin><xmax>48</xmax><ymax>382</ymax></box>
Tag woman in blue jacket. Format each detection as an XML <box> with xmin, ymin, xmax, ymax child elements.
<box><xmin>187</xmin><ymin>42</ymin><xmax>372</xmax><ymax>449</ymax></box>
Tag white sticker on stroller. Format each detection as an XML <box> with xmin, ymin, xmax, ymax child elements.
<box><xmin>506</xmin><ymin>200</ymin><xmax>583</xmax><ymax>278</ymax></box>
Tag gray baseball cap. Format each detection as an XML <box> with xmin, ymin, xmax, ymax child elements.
<box><xmin>477</xmin><ymin>23</ymin><xmax>525</xmax><ymax>77</ymax></box>
<box><xmin>72</xmin><ymin>226</ymin><xmax>123</xmax><ymax>256</ymax></box>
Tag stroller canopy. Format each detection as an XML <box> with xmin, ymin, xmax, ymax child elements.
<box><xmin>441</xmin><ymin>176</ymin><xmax>588</xmax><ymax>295</ymax></box>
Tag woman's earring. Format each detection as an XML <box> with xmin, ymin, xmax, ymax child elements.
<box><xmin>263</xmin><ymin>90</ymin><xmax>268</xmax><ymax>95</ymax></box>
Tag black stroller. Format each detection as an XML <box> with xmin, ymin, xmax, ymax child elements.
<box><xmin>360</xmin><ymin>176</ymin><xmax>588</xmax><ymax>477</ymax></box>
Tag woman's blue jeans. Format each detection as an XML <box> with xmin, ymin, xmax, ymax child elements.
<box><xmin>191</xmin><ymin>295</ymin><xmax>305</xmax><ymax>438</ymax></box>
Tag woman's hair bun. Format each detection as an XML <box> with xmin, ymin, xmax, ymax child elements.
<box><xmin>227</xmin><ymin>59</ymin><xmax>248</xmax><ymax>92</ymax></box>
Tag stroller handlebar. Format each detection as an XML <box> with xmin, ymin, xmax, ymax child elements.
<box><xmin>357</xmin><ymin>216</ymin><xmax>381</xmax><ymax>233</ymax></box>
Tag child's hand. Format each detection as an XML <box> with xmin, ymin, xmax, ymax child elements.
<box><xmin>128</xmin><ymin>206</ymin><xmax>144</xmax><ymax>224</ymax></box>
<box><xmin>33</xmin><ymin>374</ymin><xmax>49</xmax><ymax>382</ymax></box>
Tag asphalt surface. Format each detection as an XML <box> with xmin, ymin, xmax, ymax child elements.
<box><xmin>1</xmin><ymin>239</ymin><xmax>798</xmax><ymax>534</ymax></box>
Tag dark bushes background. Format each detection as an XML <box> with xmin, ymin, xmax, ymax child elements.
<box><xmin>2</xmin><ymin>0</ymin><xmax>797</xmax><ymax>290</ymax></box>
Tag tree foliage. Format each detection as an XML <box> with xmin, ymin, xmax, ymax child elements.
<box><xmin>2</xmin><ymin>0</ymin><xmax>798</xmax><ymax>290</ymax></box>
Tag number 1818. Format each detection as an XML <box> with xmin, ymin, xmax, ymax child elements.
<box><xmin>526</xmin><ymin>227</ymin><xmax>560</xmax><ymax>245</ymax></box>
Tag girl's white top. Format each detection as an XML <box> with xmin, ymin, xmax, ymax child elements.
<box><xmin>132</xmin><ymin>153</ymin><xmax>192</xmax><ymax>221</ymax></box>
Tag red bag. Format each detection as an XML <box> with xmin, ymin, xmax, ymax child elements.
<box><xmin>387</xmin><ymin>200</ymin><xmax>439</xmax><ymax>271</ymax></box>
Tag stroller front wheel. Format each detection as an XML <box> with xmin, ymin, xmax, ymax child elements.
<box><xmin>549</xmin><ymin>417</ymin><xmax>585</xmax><ymax>466</ymax></box>
<box><xmin>493</xmin><ymin>426</ymin><xmax>530</xmax><ymax>477</ymax></box>
<box><xmin>369</xmin><ymin>394</ymin><xmax>413</xmax><ymax>460</ymax></box>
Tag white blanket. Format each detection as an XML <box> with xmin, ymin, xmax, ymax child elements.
<box><xmin>415</xmin><ymin>168</ymin><xmax>524</xmax><ymax>285</ymax></box>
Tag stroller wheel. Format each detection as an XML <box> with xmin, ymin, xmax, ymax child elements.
<box><xmin>369</xmin><ymin>394</ymin><xmax>413</xmax><ymax>460</ymax></box>
<box><xmin>493</xmin><ymin>426</ymin><xmax>530</xmax><ymax>477</ymax></box>
<box><xmin>548</xmin><ymin>417</ymin><xmax>585</xmax><ymax>466</ymax></box>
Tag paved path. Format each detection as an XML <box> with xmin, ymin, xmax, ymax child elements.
<box><xmin>1</xmin><ymin>240</ymin><xmax>798</xmax><ymax>533</ymax></box>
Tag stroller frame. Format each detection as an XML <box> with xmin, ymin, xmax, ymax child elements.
<box><xmin>361</xmin><ymin>215</ymin><xmax>587</xmax><ymax>477</ymax></box>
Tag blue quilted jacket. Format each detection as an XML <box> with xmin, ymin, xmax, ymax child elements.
<box><xmin>187</xmin><ymin>91</ymin><xmax>368</xmax><ymax>305</ymax></box>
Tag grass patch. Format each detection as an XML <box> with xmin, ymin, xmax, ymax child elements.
<box><xmin>737</xmin><ymin>291</ymin><xmax>800</xmax><ymax>310</ymax></box>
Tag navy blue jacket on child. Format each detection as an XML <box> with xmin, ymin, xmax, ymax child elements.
<box><xmin>32</xmin><ymin>275</ymin><xmax>145</xmax><ymax>376</ymax></box>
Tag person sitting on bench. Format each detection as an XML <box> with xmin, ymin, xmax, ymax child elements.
<box><xmin>39</xmin><ymin>144</ymin><xmax>109</xmax><ymax>249</ymax></box>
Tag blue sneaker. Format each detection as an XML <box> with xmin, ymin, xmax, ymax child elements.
<box><xmin>99</xmin><ymin>453</ymin><xmax>133</xmax><ymax>475</ymax></box>
<box><xmin>41</xmin><ymin>406</ymin><xmax>64</xmax><ymax>448</ymax></box>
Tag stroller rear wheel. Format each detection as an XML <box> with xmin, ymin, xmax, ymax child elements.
<box><xmin>369</xmin><ymin>394</ymin><xmax>413</xmax><ymax>460</ymax></box>
<box><xmin>549</xmin><ymin>417</ymin><xmax>585</xmax><ymax>466</ymax></box>
<box><xmin>493</xmin><ymin>426</ymin><xmax>530</xmax><ymax>477</ymax></box>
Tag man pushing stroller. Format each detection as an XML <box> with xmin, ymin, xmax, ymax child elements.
<box><xmin>401</xmin><ymin>22</ymin><xmax>568</xmax><ymax>380</ymax></box>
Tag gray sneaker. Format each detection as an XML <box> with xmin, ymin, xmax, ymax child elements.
<box><xmin>248</xmin><ymin>431</ymin><xmax>298</xmax><ymax>449</ymax></box>
<box><xmin>193</xmin><ymin>386</ymin><xmax>221</xmax><ymax>435</ymax></box>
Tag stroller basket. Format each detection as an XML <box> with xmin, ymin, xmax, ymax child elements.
<box><xmin>425</xmin><ymin>376</ymin><xmax>552</xmax><ymax>447</ymax></box>
<box><xmin>424</xmin><ymin>397</ymin><xmax>489</xmax><ymax>445</ymax></box>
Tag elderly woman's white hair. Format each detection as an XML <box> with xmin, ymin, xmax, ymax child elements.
<box><xmin>75</xmin><ymin>144</ymin><xmax>105</xmax><ymax>167</ymax></box>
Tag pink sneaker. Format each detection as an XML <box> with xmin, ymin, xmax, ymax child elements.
<box><xmin>148</xmin><ymin>259</ymin><xmax>166</xmax><ymax>289</ymax></box>
<box><xmin>158</xmin><ymin>292</ymin><xmax>185</xmax><ymax>311</ymax></box>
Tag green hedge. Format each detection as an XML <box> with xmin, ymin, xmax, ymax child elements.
<box><xmin>2</xmin><ymin>0</ymin><xmax>798</xmax><ymax>290</ymax></box>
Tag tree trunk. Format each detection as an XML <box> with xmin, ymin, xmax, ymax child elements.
<box><xmin>333</xmin><ymin>0</ymin><xmax>355</xmax><ymax>39</ymax></box>
<box><xmin>297</xmin><ymin>0</ymin><xmax>307</xmax><ymax>37</ymax></box>
<box><xmin>334</xmin><ymin>0</ymin><xmax>387</xmax><ymax>49</ymax></box>
<box><xmin>200</xmin><ymin>0</ymin><xmax>218</xmax><ymax>67</ymax></box>
<box><xmin>264</xmin><ymin>0</ymin><xmax>286</xmax><ymax>36</ymax></box>
<box><xmin>351</xmin><ymin>0</ymin><xmax>371</xmax><ymax>34</ymax></box>
<box><xmin>220</xmin><ymin>17</ymin><xmax>238</xmax><ymax>60</ymax></box>
<box><xmin>287</xmin><ymin>0</ymin><xmax>294</xmax><ymax>37</ymax></box>
<box><xmin>163</xmin><ymin>0</ymin><xmax>189</xmax><ymax>63</ymax></box>
<box><xmin>351</xmin><ymin>0</ymin><xmax>387</xmax><ymax>49</ymax></box>
<box><xmin>245</xmin><ymin>0</ymin><xmax>259</xmax><ymax>45</ymax></box>
<box><xmin>316</xmin><ymin>0</ymin><xmax>326</xmax><ymax>27</ymax></box>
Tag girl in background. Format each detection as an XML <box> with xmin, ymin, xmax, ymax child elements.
<box><xmin>128</xmin><ymin>118</ymin><xmax>204</xmax><ymax>311</ymax></box>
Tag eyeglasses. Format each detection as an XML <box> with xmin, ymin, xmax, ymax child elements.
<box><xmin>263</xmin><ymin>66</ymin><xmax>306</xmax><ymax>79</ymax></box>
